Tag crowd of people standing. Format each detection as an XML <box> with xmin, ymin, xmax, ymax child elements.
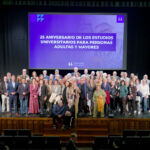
<box><xmin>0</xmin><ymin>68</ymin><xmax>150</xmax><ymax>122</ymax></box>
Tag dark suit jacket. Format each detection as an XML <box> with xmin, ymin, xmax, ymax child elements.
<box><xmin>65</xmin><ymin>105</ymin><xmax>75</xmax><ymax>117</ymax></box>
<box><xmin>40</xmin><ymin>85</ymin><xmax>48</xmax><ymax>98</ymax></box>
<box><xmin>78</xmin><ymin>83</ymin><xmax>87</xmax><ymax>99</ymax></box>
<box><xmin>7</xmin><ymin>81</ymin><xmax>18</xmax><ymax>96</ymax></box>
<box><xmin>0</xmin><ymin>82</ymin><xmax>8</xmax><ymax>94</ymax></box>
<box><xmin>18</xmin><ymin>83</ymin><xmax>30</xmax><ymax>99</ymax></box>
<box><xmin>128</xmin><ymin>86</ymin><xmax>137</xmax><ymax>100</ymax></box>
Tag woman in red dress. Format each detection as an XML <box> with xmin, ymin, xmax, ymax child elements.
<box><xmin>29</xmin><ymin>78</ymin><xmax>39</xmax><ymax>114</ymax></box>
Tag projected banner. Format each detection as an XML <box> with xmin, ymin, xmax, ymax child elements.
<box><xmin>29</xmin><ymin>14</ymin><xmax>126</xmax><ymax>69</ymax></box>
<box><xmin>40</xmin><ymin>33</ymin><xmax>116</xmax><ymax>51</ymax></box>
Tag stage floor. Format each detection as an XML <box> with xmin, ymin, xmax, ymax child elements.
<box><xmin>1</xmin><ymin>111</ymin><xmax>150</xmax><ymax>118</ymax></box>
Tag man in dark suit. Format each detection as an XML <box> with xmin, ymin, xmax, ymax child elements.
<box><xmin>101</xmin><ymin>78</ymin><xmax>111</xmax><ymax>92</ymax></box>
<box><xmin>78</xmin><ymin>77</ymin><xmax>88</xmax><ymax>115</ymax></box>
<box><xmin>7</xmin><ymin>75</ymin><xmax>18</xmax><ymax>116</ymax></box>
<box><xmin>6</xmin><ymin>72</ymin><xmax>11</xmax><ymax>82</ymax></box>
<box><xmin>18</xmin><ymin>78</ymin><xmax>30</xmax><ymax>116</ymax></box>
<box><xmin>0</xmin><ymin>76</ymin><xmax>9</xmax><ymax>114</ymax></box>
<box><xmin>39</xmin><ymin>79</ymin><xmax>48</xmax><ymax>114</ymax></box>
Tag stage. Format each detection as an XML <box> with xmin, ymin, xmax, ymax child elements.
<box><xmin>1</xmin><ymin>116</ymin><xmax>150</xmax><ymax>146</ymax></box>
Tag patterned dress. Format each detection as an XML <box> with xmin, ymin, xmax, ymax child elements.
<box><xmin>29</xmin><ymin>84</ymin><xmax>39</xmax><ymax>114</ymax></box>
<box><xmin>93</xmin><ymin>89</ymin><xmax>106</xmax><ymax>117</ymax></box>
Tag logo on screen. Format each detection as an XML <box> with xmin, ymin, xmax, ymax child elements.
<box><xmin>68</xmin><ymin>62</ymin><xmax>73</xmax><ymax>66</ymax></box>
<box><xmin>37</xmin><ymin>14</ymin><xmax>44</xmax><ymax>22</ymax></box>
<box><xmin>117</xmin><ymin>15</ymin><xmax>125</xmax><ymax>23</ymax></box>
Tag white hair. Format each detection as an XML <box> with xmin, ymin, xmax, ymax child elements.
<box><xmin>22</xmin><ymin>69</ymin><xmax>27</xmax><ymax>72</ymax></box>
<box><xmin>113</xmin><ymin>71</ymin><xmax>117</xmax><ymax>74</ymax></box>
<box><xmin>43</xmin><ymin>70</ymin><xmax>47</xmax><ymax>73</ymax></box>
<box><xmin>103</xmin><ymin>73</ymin><xmax>107</xmax><ymax>77</ymax></box>
<box><xmin>55</xmin><ymin>69</ymin><xmax>59</xmax><ymax>72</ymax></box>
<box><xmin>91</xmin><ymin>71</ymin><xmax>95</xmax><ymax>74</ymax></box>
<box><xmin>74</xmin><ymin>67</ymin><xmax>78</xmax><ymax>70</ymax></box>
<box><xmin>58</xmin><ymin>100</ymin><xmax>62</xmax><ymax>104</ymax></box>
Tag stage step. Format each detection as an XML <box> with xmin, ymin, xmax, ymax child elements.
<box><xmin>43</xmin><ymin>134</ymin><xmax>95</xmax><ymax>147</ymax></box>
<box><xmin>43</xmin><ymin>128</ymin><xmax>108</xmax><ymax>135</ymax></box>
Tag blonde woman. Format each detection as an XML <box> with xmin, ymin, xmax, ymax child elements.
<box><xmin>47</xmin><ymin>79</ymin><xmax>53</xmax><ymax>115</ymax></box>
<box><xmin>17</xmin><ymin>75</ymin><xmax>22</xmax><ymax>84</ymax></box>
<box><xmin>87</xmin><ymin>79</ymin><xmax>95</xmax><ymax>116</ymax></box>
<box><xmin>73</xmin><ymin>82</ymin><xmax>81</xmax><ymax>119</ymax></box>
<box><xmin>66</xmin><ymin>81</ymin><xmax>74</xmax><ymax>104</ymax></box>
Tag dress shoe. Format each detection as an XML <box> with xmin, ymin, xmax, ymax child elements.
<box><xmin>9</xmin><ymin>112</ymin><xmax>12</xmax><ymax>117</ymax></box>
<box><xmin>15</xmin><ymin>113</ymin><xmax>19</xmax><ymax>116</ymax></box>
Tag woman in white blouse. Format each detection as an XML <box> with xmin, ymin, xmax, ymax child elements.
<box><xmin>140</xmin><ymin>79</ymin><xmax>149</xmax><ymax>112</ymax></box>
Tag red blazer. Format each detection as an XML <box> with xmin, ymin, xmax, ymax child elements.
<box><xmin>105</xmin><ymin>91</ymin><xmax>110</xmax><ymax>104</ymax></box>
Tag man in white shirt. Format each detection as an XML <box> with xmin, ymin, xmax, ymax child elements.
<box><xmin>72</xmin><ymin>67</ymin><xmax>79</xmax><ymax>77</ymax></box>
<box><xmin>124</xmin><ymin>72</ymin><xmax>130</xmax><ymax>83</ymax></box>
<box><xmin>141</xmin><ymin>74</ymin><xmax>150</xmax><ymax>85</ymax></box>
<box><xmin>20</xmin><ymin>69</ymin><xmax>30</xmax><ymax>80</ymax></box>
<box><xmin>111</xmin><ymin>71</ymin><xmax>118</xmax><ymax>82</ymax></box>
<box><xmin>83</xmin><ymin>69</ymin><xmax>89</xmax><ymax>78</ymax></box>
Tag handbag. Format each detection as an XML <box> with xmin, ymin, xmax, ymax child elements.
<box><xmin>49</xmin><ymin>93</ymin><xmax>61</xmax><ymax>104</ymax></box>
<box><xmin>137</xmin><ymin>91</ymin><xmax>142</xmax><ymax>97</ymax></box>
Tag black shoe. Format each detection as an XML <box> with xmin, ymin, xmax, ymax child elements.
<box><xmin>53</xmin><ymin>125</ymin><xmax>57</xmax><ymax>130</ymax></box>
<box><xmin>25</xmin><ymin>114</ymin><xmax>28</xmax><ymax>117</ymax></box>
<box><xmin>48</xmin><ymin>114</ymin><xmax>52</xmax><ymax>118</ymax></box>
<box><xmin>61</xmin><ymin>124</ymin><xmax>65</xmax><ymax>130</ymax></box>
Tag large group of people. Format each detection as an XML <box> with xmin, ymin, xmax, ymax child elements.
<box><xmin>0</xmin><ymin>68</ymin><xmax>150</xmax><ymax>128</ymax></box>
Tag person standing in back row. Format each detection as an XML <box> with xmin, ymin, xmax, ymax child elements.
<box><xmin>119</xmin><ymin>80</ymin><xmax>128</xmax><ymax>116</ymax></box>
<box><xmin>128</xmin><ymin>80</ymin><xmax>137</xmax><ymax>116</ymax></box>
<box><xmin>18</xmin><ymin>78</ymin><xmax>29</xmax><ymax>116</ymax></box>
<box><xmin>29</xmin><ymin>78</ymin><xmax>39</xmax><ymax>114</ymax></box>
<box><xmin>7</xmin><ymin>75</ymin><xmax>18</xmax><ymax>117</ymax></box>
<box><xmin>38</xmin><ymin>79</ymin><xmax>48</xmax><ymax>114</ymax></box>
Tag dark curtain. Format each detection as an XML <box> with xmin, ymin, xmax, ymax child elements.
<box><xmin>127</xmin><ymin>8</ymin><xmax>150</xmax><ymax>77</ymax></box>
<box><xmin>0</xmin><ymin>6</ymin><xmax>28</xmax><ymax>77</ymax></box>
<box><xmin>0</xmin><ymin>6</ymin><xmax>150</xmax><ymax>79</ymax></box>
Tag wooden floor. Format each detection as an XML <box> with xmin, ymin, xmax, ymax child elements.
<box><xmin>1</xmin><ymin>117</ymin><xmax>150</xmax><ymax>146</ymax></box>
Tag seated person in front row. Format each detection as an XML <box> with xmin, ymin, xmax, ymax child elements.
<box><xmin>64</xmin><ymin>99</ymin><xmax>75</xmax><ymax>129</ymax></box>
<box><xmin>52</xmin><ymin>100</ymin><xmax>65</xmax><ymax>129</ymax></box>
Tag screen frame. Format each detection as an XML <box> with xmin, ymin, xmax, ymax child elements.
<box><xmin>28</xmin><ymin>12</ymin><xmax>127</xmax><ymax>70</ymax></box>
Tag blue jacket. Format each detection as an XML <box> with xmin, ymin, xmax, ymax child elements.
<box><xmin>7</xmin><ymin>81</ymin><xmax>18</xmax><ymax>96</ymax></box>
<box><xmin>43</xmin><ymin>75</ymin><xmax>49</xmax><ymax>80</ymax></box>
<box><xmin>101</xmin><ymin>82</ymin><xmax>111</xmax><ymax>93</ymax></box>
<box><xmin>18</xmin><ymin>83</ymin><xmax>30</xmax><ymax>99</ymax></box>
<box><xmin>52</xmin><ymin>104</ymin><xmax>66</xmax><ymax>116</ymax></box>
